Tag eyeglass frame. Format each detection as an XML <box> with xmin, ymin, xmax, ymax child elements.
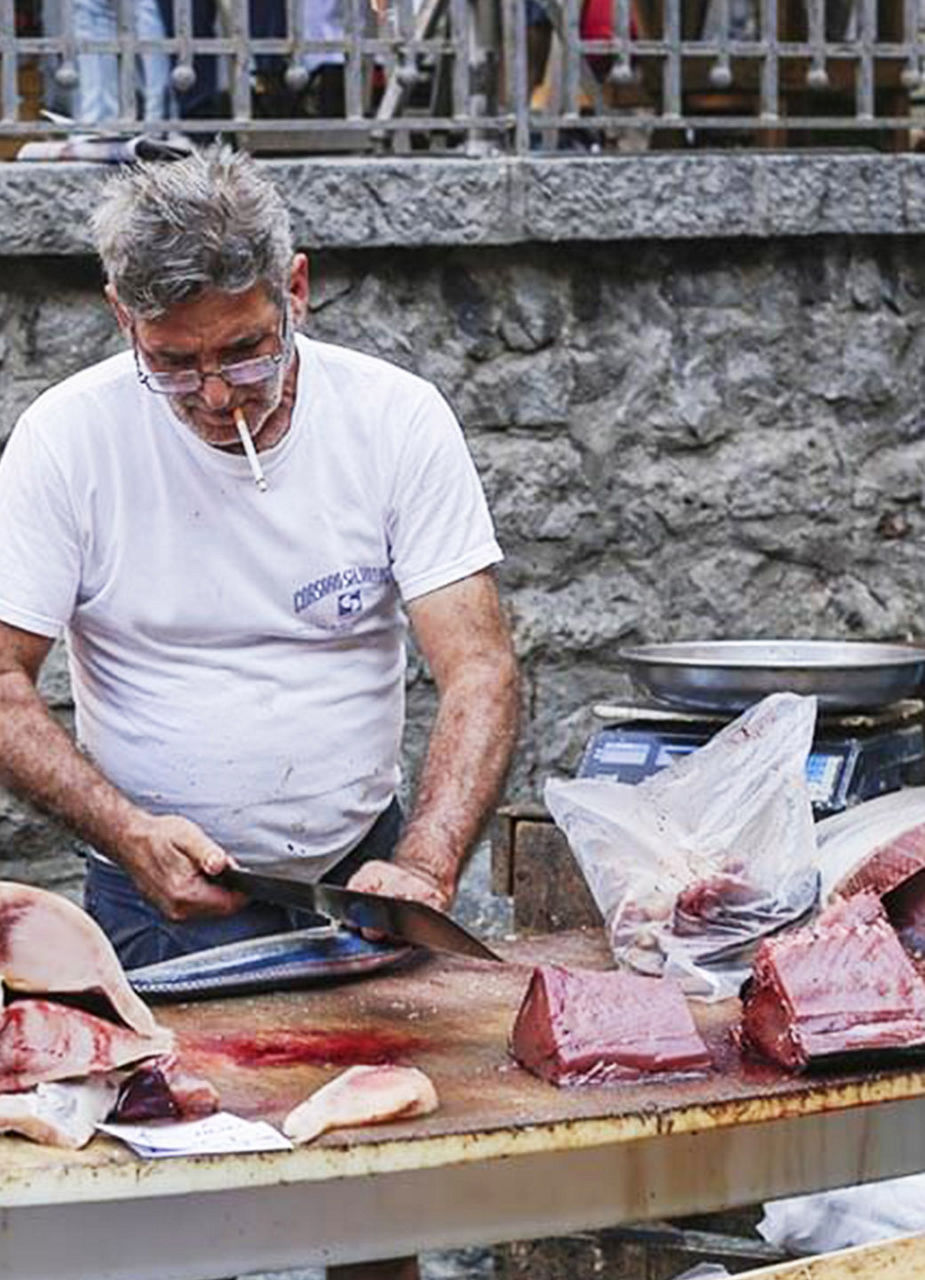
<box><xmin>131</xmin><ymin>304</ymin><xmax>293</xmax><ymax>397</ymax></box>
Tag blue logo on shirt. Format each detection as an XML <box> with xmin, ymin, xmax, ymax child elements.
<box><xmin>292</xmin><ymin>566</ymin><xmax>393</xmax><ymax>630</ymax></box>
<box><xmin>338</xmin><ymin>590</ymin><xmax>363</xmax><ymax>616</ymax></box>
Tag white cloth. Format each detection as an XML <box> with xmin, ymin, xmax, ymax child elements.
<box><xmin>0</xmin><ymin>336</ymin><xmax>502</xmax><ymax>873</ymax></box>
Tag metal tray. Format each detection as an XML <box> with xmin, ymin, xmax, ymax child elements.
<box><xmin>617</xmin><ymin>640</ymin><xmax>925</xmax><ymax>713</ymax></box>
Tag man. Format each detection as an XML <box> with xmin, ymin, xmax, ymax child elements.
<box><xmin>0</xmin><ymin>145</ymin><xmax>519</xmax><ymax>979</ymax></box>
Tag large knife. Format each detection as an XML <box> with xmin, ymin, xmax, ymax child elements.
<box><xmin>216</xmin><ymin>863</ymin><xmax>503</xmax><ymax>963</ymax></box>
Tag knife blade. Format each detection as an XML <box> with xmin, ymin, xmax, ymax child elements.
<box><xmin>216</xmin><ymin>864</ymin><xmax>504</xmax><ymax>963</ymax></box>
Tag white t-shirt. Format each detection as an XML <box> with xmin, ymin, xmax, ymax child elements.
<box><xmin>0</xmin><ymin>336</ymin><xmax>502</xmax><ymax>873</ymax></box>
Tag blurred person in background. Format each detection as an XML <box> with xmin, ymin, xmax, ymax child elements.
<box><xmin>73</xmin><ymin>0</ymin><xmax>171</xmax><ymax>123</ymax></box>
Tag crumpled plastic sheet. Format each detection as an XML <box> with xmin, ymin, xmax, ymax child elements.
<box><xmin>758</xmin><ymin>1175</ymin><xmax>925</xmax><ymax>1256</ymax></box>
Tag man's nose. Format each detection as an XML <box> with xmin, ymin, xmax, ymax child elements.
<box><xmin>200</xmin><ymin>371</ymin><xmax>233</xmax><ymax>409</ymax></box>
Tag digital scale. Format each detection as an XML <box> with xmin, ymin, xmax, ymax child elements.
<box><xmin>579</xmin><ymin>700</ymin><xmax>925</xmax><ymax>818</ymax></box>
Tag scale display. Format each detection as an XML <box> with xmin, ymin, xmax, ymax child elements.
<box><xmin>578</xmin><ymin>720</ymin><xmax>925</xmax><ymax>818</ymax></box>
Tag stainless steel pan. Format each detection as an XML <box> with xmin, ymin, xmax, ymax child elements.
<box><xmin>617</xmin><ymin>640</ymin><xmax>925</xmax><ymax>712</ymax></box>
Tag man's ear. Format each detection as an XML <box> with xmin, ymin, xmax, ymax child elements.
<box><xmin>289</xmin><ymin>253</ymin><xmax>309</xmax><ymax>325</ymax></box>
<box><xmin>105</xmin><ymin>286</ymin><xmax>133</xmax><ymax>336</ymax></box>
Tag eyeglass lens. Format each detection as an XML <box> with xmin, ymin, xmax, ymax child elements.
<box><xmin>144</xmin><ymin>353</ymin><xmax>281</xmax><ymax>394</ymax></box>
<box><xmin>136</xmin><ymin>306</ymin><xmax>291</xmax><ymax>395</ymax></box>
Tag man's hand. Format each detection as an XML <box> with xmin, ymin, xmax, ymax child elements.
<box><xmin>346</xmin><ymin>858</ymin><xmax>453</xmax><ymax>914</ymax></box>
<box><xmin>118</xmin><ymin>813</ymin><xmax>248</xmax><ymax>921</ymax></box>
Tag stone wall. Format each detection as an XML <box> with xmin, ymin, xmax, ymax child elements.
<box><xmin>3</xmin><ymin>156</ymin><xmax>925</xmax><ymax>900</ymax></box>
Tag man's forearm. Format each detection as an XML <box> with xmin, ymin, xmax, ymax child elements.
<box><xmin>394</xmin><ymin>654</ymin><xmax>520</xmax><ymax>899</ymax></box>
<box><xmin>0</xmin><ymin>669</ymin><xmax>144</xmax><ymax>858</ymax></box>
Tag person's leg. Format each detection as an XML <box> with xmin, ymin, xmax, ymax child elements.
<box><xmin>73</xmin><ymin>0</ymin><xmax>118</xmax><ymax>124</ymax></box>
<box><xmin>136</xmin><ymin>0</ymin><xmax>171</xmax><ymax>120</ymax></box>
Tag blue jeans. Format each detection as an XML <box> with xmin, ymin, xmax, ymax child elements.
<box><xmin>84</xmin><ymin>799</ymin><xmax>402</xmax><ymax>969</ymax></box>
<box><xmin>74</xmin><ymin>0</ymin><xmax>171</xmax><ymax>123</ymax></box>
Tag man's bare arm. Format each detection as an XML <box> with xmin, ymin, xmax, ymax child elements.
<box><xmin>347</xmin><ymin>570</ymin><xmax>520</xmax><ymax>910</ymax></box>
<box><xmin>0</xmin><ymin>621</ymin><xmax>242</xmax><ymax>918</ymax></box>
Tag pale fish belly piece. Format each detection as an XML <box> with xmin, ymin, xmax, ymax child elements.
<box><xmin>815</xmin><ymin>789</ymin><xmax>925</xmax><ymax>903</ymax></box>
<box><xmin>0</xmin><ymin>998</ymin><xmax>173</xmax><ymax>1092</ymax></box>
<box><xmin>283</xmin><ymin>1064</ymin><xmax>439</xmax><ymax>1145</ymax></box>
<box><xmin>0</xmin><ymin>1075</ymin><xmax>119</xmax><ymax>1148</ymax></box>
<box><xmin>0</xmin><ymin>881</ymin><xmax>162</xmax><ymax>1036</ymax></box>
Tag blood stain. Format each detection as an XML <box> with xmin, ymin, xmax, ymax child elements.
<box><xmin>187</xmin><ymin>1027</ymin><xmax>426</xmax><ymax>1068</ymax></box>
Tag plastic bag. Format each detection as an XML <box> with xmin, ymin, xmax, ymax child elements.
<box><xmin>544</xmin><ymin>692</ymin><xmax>820</xmax><ymax>1000</ymax></box>
<box><xmin>758</xmin><ymin>1174</ymin><xmax>925</xmax><ymax>1254</ymax></box>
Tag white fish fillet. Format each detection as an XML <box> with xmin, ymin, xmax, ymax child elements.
<box><xmin>283</xmin><ymin>1064</ymin><xmax>439</xmax><ymax>1145</ymax></box>
<box><xmin>815</xmin><ymin>788</ymin><xmax>925</xmax><ymax>903</ymax></box>
<box><xmin>0</xmin><ymin>881</ymin><xmax>160</xmax><ymax>1036</ymax></box>
<box><xmin>0</xmin><ymin>1075</ymin><xmax>118</xmax><ymax>1149</ymax></box>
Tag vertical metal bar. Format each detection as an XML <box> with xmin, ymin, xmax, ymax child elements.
<box><xmin>391</xmin><ymin>0</ymin><xmax>415</xmax><ymax>154</ymax></box>
<box><xmin>58</xmin><ymin>0</ymin><xmax>79</xmax><ymax>90</ymax></box>
<box><xmin>663</xmin><ymin>0</ymin><xmax>681</xmax><ymax>120</ymax></box>
<box><xmin>806</xmin><ymin>0</ymin><xmax>828</xmax><ymax>87</ymax></box>
<box><xmin>229</xmin><ymin>0</ymin><xmax>250</xmax><ymax>122</ymax></box>
<box><xmin>710</xmin><ymin>0</ymin><xmax>733</xmax><ymax>87</ymax></box>
<box><xmin>0</xmin><ymin>0</ymin><xmax>17</xmax><ymax>122</ymax></box>
<box><xmin>856</xmin><ymin>0</ymin><xmax>875</xmax><ymax>119</ymax></box>
<box><xmin>285</xmin><ymin>0</ymin><xmax>304</xmax><ymax>86</ymax></box>
<box><xmin>345</xmin><ymin>0</ymin><xmax>363</xmax><ymax>119</ymax></box>
<box><xmin>504</xmin><ymin>0</ymin><xmax>529</xmax><ymax>152</ymax></box>
<box><xmin>761</xmin><ymin>0</ymin><xmax>779</xmax><ymax>121</ymax></box>
<box><xmin>562</xmin><ymin>0</ymin><xmax>581</xmax><ymax>118</ymax></box>
<box><xmin>451</xmin><ymin>0</ymin><xmax>468</xmax><ymax>122</ymax></box>
<box><xmin>613</xmin><ymin>0</ymin><xmax>633</xmax><ymax>83</ymax></box>
<box><xmin>174</xmin><ymin>0</ymin><xmax>194</xmax><ymax>93</ymax></box>
<box><xmin>469</xmin><ymin>0</ymin><xmax>499</xmax><ymax>151</ymax></box>
<box><xmin>116</xmin><ymin>0</ymin><xmax>136</xmax><ymax>124</ymax></box>
<box><xmin>902</xmin><ymin>0</ymin><xmax>920</xmax><ymax>88</ymax></box>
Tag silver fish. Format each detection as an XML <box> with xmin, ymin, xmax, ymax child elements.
<box><xmin>126</xmin><ymin>926</ymin><xmax>414</xmax><ymax>1001</ymax></box>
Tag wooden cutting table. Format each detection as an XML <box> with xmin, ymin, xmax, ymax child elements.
<box><xmin>4</xmin><ymin>928</ymin><xmax>925</xmax><ymax>1280</ymax></box>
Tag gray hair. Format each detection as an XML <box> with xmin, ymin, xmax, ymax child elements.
<box><xmin>92</xmin><ymin>144</ymin><xmax>294</xmax><ymax>318</ymax></box>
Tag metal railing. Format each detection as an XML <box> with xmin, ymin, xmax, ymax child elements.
<box><xmin>2</xmin><ymin>1</ymin><xmax>924</xmax><ymax>155</ymax></box>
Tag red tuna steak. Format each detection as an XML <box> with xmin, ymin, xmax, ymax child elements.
<box><xmin>511</xmin><ymin>964</ymin><xmax>711</xmax><ymax>1085</ymax></box>
<box><xmin>740</xmin><ymin>892</ymin><xmax>925</xmax><ymax>1070</ymax></box>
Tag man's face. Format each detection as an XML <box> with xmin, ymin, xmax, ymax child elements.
<box><xmin>131</xmin><ymin>282</ymin><xmax>294</xmax><ymax>451</ymax></box>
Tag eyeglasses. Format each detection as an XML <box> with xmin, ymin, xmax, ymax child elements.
<box><xmin>133</xmin><ymin>308</ymin><xmax>291</xmax><ymax>396</ymax></box>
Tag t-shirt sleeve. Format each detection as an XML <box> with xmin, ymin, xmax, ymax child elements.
<box><xmin>0</xmin><ymin>413</ymin><xmax>81</xmax><ymax>638</ymax></box>
<box><xmin>386</xmin><ymin>385</ymin><xmax>502</xmax><ymax>602</ymax></box>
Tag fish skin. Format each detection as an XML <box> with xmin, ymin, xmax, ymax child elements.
<box><xmin>815</xmin><ymin>789</ymin><xmax>925</xmax><ymax>904</ymax></box>
<box><xmin>283</xmin><ymin>1064</ymin><xmax>439</xmax><ymax>1145</ymax></box>
<box><xmin>0</xmin><ymin>881</ymin><xmax>162</xmax><ymax>1036</ymax></box>
<box><xmin>0</xmin><ymin>998</ymin><xmax>173</xmax><ymax>1092</ymax></box>
<box><xmin>0</xmin><ymin>1076</ymin><xmax>118</xmax><ymax>1149</ymax></box>
<box><xmin>127</xmin><ymin>926</ymin><xmax>411</xmax><ymax>1001</ymax></box>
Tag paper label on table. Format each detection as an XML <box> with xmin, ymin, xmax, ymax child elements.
<box><xmin>97</xmin><ymin>1110</ymin><xmax>293</xmax><ymax>1158</ymax></box>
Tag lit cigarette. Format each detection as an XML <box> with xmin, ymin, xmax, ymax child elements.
<box><xmin>233</xmin><ymin>408</ymin><xmax>268</xmax><ymax>493</ymax></box>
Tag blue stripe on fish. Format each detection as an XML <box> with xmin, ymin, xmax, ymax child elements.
<box><xmin>126</xmin><ymin>927</ymin><xmax>414</xmax><ymax>1000</ymax></box>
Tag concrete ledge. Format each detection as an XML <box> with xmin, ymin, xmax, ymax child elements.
<box><xmin>2</xmin><ymin>151</ymin><xmax>925</xmax><ymax>254</ymax></box>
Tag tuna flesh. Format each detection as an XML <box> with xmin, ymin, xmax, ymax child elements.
<box><xmin>740</xmin><ymin>891</ymin><xmax>925</xmax><ymax>1070</ymax></box>
<box><xmin>109</xmin><ymin>1054</ymin><xmax>220</xmax><ymax>1123</ymax></box>
<box><xmin>510</xmin><ymin>964</ymin><xmax>712</xmax><ymax>1085</ymax></box>
<box><xmin>0</xmin><ymin>998</ymin><xmax>173</xmax><ymax>1092</ymax></box>
<box><xmin>0</xmin><ymin>1075</ymin><xmax>118</xmax><ymax>1148</ymax></box>
<box><xmin>283</xmin><ymin>1064</ymin><xmax>439</xmax><ymax>1145</ymax></box>
<box><xmin>0</xmin><ymin>881</ymin><xmax>161</xmax><ymax>1035</ymax></box>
